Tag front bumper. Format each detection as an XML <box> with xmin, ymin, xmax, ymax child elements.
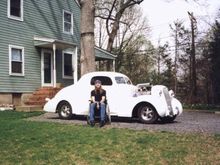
<box><xmin>171</xmin><ymin>98</ymin><xmax>183</xmax><ymax>116</ymax></box>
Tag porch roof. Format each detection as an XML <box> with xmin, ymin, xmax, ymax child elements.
<box><xmin>34</xmin><ymin>36</ymin><xmax>117</xmax><ymax>60</ymax></box>
<box><xmin>34</xmin><ymin>36</ymin><xmax>77</xmax><ymax>50</ymax></box>
<box><xmin>95</xmin><ymin>46</ymin><xmax>117</xmax><ymax>60</ymax></box>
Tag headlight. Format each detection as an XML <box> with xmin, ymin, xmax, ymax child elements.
<box><xmin>169</xmin><ymin>90</ymin><xmax>175</xmax><ymax>98</ymax></box>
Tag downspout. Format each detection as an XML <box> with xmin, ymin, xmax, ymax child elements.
<box><xmin>74</xmin><ymin>47</ymin><xmax>78</xmax><ymax>84</ymax></box>
<box><xmin>53</xmin><ymin>43</ymin><xmax>56</xmax><ymax>87</ymax></box>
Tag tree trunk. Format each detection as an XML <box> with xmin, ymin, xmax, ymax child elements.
<box><xmin>80</xmin><ymin>0</ymin><xmax>96</xmax><ymax>76</ymax></box>
<box><xmin>188</xmin><ymin>12</ymin><xmax>197</xmax><ymax>104</ymax></box>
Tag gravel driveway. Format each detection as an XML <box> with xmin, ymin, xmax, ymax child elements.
<box><xmin>28</xmin><ymin>111</ymin><xmax>220</xmax><ymax>134</ymax></box>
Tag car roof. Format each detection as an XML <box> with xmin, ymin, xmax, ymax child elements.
<box><xmin>83</xmin><ymin>71</ymin><xmax>128</xmax><ymax>78</ymax></box>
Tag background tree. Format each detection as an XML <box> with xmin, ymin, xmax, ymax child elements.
<box><xmin>208</xmin><ymin>20</ymin><xmax>220</xmax><ymax>104</ymax></box>
<box><xmin>96</xmin><ymin>0</ymin><xmax>144</xmax><ymax>52</ymax></box>
<box><xmin>151</xmin><ymin>42</ymin><xmax>175</xmax><ymax>89</ymax></box>
<box><xmin>95</xmin><ymin>3</ymin><xmax>153</xmax><ymax>83</ymax></box>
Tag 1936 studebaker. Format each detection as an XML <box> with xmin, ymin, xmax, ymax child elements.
<box><xmin>43</xmin><ymin>72</ymin><xmax>183</xmax><ymax>124</ymax></box>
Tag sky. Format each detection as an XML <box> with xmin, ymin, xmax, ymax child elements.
<box><xmin>140</xmin><ymin>0</ymin><xmax>220</xmax><ymax>46</ymax></box>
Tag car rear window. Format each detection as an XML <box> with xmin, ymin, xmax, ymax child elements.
<box><xmin>90</xmin><ymin>76</ymin><xmax>113</xmax><ymax>86</ymax></box>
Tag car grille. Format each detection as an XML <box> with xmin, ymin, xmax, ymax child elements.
<box><xmin>163</xmin><ymin>87</ymin><xmax>173</xmax><ymax>115</ymax></box>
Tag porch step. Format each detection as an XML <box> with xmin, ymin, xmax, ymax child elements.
<box><xmin>25</xmin><ymin>87</ymin><xmax>62</xmax><ymax>106</ymax></box>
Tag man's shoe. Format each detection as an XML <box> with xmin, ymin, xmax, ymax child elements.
<box><xmin>99</xmin><ymin>120</ymin><xmax>105</xmax><ymax>127</ymax></box>
<box><xmin>90</xmin><ymin>121</ymin><xmax>95</xmax><ymax>127</ymax></box>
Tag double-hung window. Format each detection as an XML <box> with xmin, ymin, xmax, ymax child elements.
<box><xmin>63</xmin><ymin>52</ymin><xmax>73</xmax><ymax>78</ymax></box>
<box><xmin>9</xmin><ymin>45</ymin><xmax>24</xmax><ymax>76</ymax></box>
<box><xmin>63</xmin><ymin>10</ymin><xmax>73</xmax><ymax>34</ymax></box>
<box><xmin>8</xmin><ymin>0</ymin><xmax>23</xmax><ymax>21</ymax></box>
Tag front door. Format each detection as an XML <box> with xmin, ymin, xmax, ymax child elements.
<box><xmin>42</xmin><ymin>50</ymin><xmax>53</xmax><ymax>86</ymax></box>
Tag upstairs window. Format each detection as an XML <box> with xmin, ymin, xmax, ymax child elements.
<box><xmin>63</xmin><ymin>52</ymin><xmax>73</xmax><ymax>78</ymax></box>
<box><xmin>9</xmin><ymin>45</ymin><xmax>24</xmax><ymax>76</ymax></box>
<box><xmin>8</xmin><ymin>0</ymin><xmax>23</xmax><ymax>21</ymax></box>
<box><xmin>63</xmin><ymin>10</ymin><xmax>73</xmax><ymax>34</ymax></box>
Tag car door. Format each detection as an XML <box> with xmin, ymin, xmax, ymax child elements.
<box><xmin>70</xmin><ymin>76</ymin><xmax>93</xmax><ymax>114</ymax></box>
<box><xmin>108</xmin><ymin>76</ymin><xmax>135</xmax><ymax>117</ymax></box>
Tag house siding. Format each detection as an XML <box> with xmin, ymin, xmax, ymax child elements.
<box><xmin>0</xmin><ymin>0</ymin><xmax>80</xmax><ymax>93</ymax></box>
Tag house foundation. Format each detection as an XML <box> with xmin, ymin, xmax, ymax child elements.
<box><xmin>0</xmin><ymin>93</ymin><xmax>32</xmax><ymax>106</ymax></box>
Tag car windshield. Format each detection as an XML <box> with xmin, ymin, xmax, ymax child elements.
<box><xmin>115</xmin><ymin>76</ymin><xmax>132</xmax><ymax>85</ymax></box>
<box><xmin>124</xmin><ymin>77</ymin><xmax>132</xmax><ymax>85</ymax></box>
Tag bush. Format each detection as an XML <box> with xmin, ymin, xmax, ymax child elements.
<box><xmin>183</xmin><ymin>104</ymin><xmax>220</xmax><ymax>111</ymax></box>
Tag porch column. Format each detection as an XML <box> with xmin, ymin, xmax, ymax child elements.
<box><xmin>113</xmin><ymin>59</ymin><xmax>116</xmax><ymax>72</ymax></box>
<box><xmin>73</xmin><ymin>47</ymin><xmax>78</xmax><ymax>84</ymax></box>
<box><xmin>53</xmin><ymin>44</ymin><xmax>56</xmax><ymax>87</ymax></box>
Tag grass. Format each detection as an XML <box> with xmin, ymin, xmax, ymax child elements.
<box><xmin>0</xmin><ymin>111</ymin><xmax>220</xmax><ymax>165</ymax></box>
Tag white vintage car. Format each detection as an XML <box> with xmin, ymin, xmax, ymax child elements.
<box><xmin>43</xmin><ymin>72</ymin><xmax>183</xmax><ymax>124</ymax></box>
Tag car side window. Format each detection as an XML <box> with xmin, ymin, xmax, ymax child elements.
<box><xmin>90</xmin><ymin>76</ymin><xmax>113</xmax><ymax>85</ymax></box>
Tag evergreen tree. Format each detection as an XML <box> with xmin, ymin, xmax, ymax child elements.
<box><xmin>209</xmin><ymin>21</ymin><xmax>220</xmax><ymax>104</ymax></box>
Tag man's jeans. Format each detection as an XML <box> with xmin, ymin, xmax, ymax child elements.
<box><xmin>90</xmin><ymin>103</ymin><xmax>106</xmax><ymax>122</ymax></box>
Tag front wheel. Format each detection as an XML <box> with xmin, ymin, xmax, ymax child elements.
<box><xmin>58</xmin><ymin>101</ymin><xmax>72</xmax><ymax>120</ymax></box>
<box><xmin>138</xmin><ymin>104</ymin><xmax>158</xmax><ymax>124</ymax></box>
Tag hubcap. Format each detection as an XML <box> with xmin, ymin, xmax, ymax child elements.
<box><xmin>141</xmin><ymin>107</ymin><xmax>154</xmax><ymax>121</ymax></box>
<box><xmin>60</xmin><ymin>105</ymin><xmax>71</xmax><ymax>117</ymax></box>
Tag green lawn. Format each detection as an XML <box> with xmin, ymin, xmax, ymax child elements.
<box><xmin>0</xmin><ymin>111</ymin><xmax>219</xmax><ymax>165</ymax></box>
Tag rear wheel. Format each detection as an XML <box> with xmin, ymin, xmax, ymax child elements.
<box><xmin>58</xmin><ymin>101</ymin><xmax>72</xmax><ymax>120</ymax></box>
<box><xmin>138</xmin><ymin>104</ymin><xmax>158</xmax><ymax>124</ymax></box>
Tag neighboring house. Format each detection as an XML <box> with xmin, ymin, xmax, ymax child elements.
<box><xmin>0</xmin><ymin>0</ymin><xmax>116</xmax><ymax>106</ymax></box>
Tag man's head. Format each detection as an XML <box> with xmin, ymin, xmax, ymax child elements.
<box><xmin>95</xmin><ymin>80</ymin><xmax>102</xmax><ymax>89</ymax></box>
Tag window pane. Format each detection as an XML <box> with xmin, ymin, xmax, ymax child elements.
<box><xmin>64</xmin><ymin>23</ymin><xmax>71</xmax><ymax>32</ymax></box>
<box><xmin>64</xmin><ymin>53</ymin><xmax>72</xmax><ymax>77</ymax></box>
<box><xmin>12</xmin><ymin>61</ymin><xmax>22</xmax><ymax>73</ymax></box>
<box><xmin>64</xmin><ymin>12</ymin><xmax>71</xmax><ymax>23</ymax></box>
<box><xmin>44</xmin><ymin>53</ymin><xmax>51</xmax><ymax>83</ymax></box>
<box><xmin>10</xmin><ymin>0</ymin><xmax>21</xmax><ymax>17</ymax></box>
<box><xmin>91</xmin><ymin>76</ymin><xmax>113</xmax><ymax>86</ymax></box>
<box><xmin>12</xmin><ymin>48</ymin><xmax>22</xmax><ymax>61</ymax></box>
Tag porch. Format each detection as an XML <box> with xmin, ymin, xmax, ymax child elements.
<box><xmin>34</xmin><ymin>36</ymin><xmax>78</xmax><ymax>88</ymax></box>
<box><xmin>34</xmin><ymin>36</ymin><xmax>117</xmax><ymax>88</ymax></box>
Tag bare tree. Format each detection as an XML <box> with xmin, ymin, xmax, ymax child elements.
<box><xmin>95</xmin><ymin>0</ymin><xmax>144</xmax><ymax>52</ymax></box>
<box><xmin>79</xmin><ymin>0</ymin><xmax>96</xmax><ymax>76</ymax></box>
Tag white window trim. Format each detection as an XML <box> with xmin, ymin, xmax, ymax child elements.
<box><xmin>62</xmin><ymin>51</ymin><xmax>73</xmax><ymax>79</ymax></box>
<box><xmin>9</xmin><ymin>45</ymin><xmax>25</xmax><ymax>76</ymax></box>
<box><xmin>7</xmin><ymin>0</ymin><xmax>24</xmax><ymax>21</ymax></box>
<box><xmin>63</xmin><ymin>10</ymin><xmax>73</xmax><ymax>34</ymax></box>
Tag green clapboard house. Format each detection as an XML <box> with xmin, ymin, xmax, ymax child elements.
<box><xmin>0</xmin><ymin>0</ymin><xmax>116</xmax><ymax>107</ymax></box>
